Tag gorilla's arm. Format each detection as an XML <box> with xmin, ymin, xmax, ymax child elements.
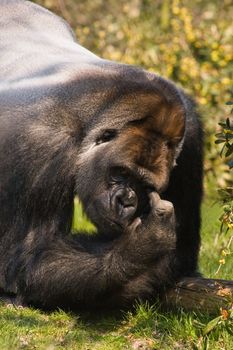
<box><xmin>8</xmin><ymin>194</ymin><xmax>175</xmax><ymax>310</ymax></box>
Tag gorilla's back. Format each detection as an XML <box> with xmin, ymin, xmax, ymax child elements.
<box><xmin>0</xmin><ymin>0</ymin><xmax>98</xmax><ymax>85</ymax></box>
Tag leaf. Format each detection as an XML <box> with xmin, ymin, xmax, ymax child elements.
<box><xmin>225</xmin><ymin>146</ymin><xmax>233</xmax><ymax>157</ymax></box>
<box><xmin>220</xmin><ymin>144</ymin><xmax>226</xmax><ymax>157</ymax></box>
<box><xmin>226</xmin><ymin>118</ymin><xmax>231</xmax><ymax>128</ymax></box>
<box><xmin>223</xmin><ymin>187</ymin><xmax>233</xmax><ymax>195</ymax></box>
<box><xmin>215</xmin><ymin>139</ymin><xmax>225</xmax><ymax>144</ymax></box>
<box><xmin>215</xmin><ymin>132</ymin><xmax>226</xmax><ymax>138</ymax></box>
<box><xmin>225</xmin><ymin>324</ymin><xmax>233</xmax><ymax>336</ymax></box>
<box><xmin>203</xmin><ymin>316</ymin><xmax>222</xmax><ymax>335</ymax></box>
<box><xmin>218</xmin><ymin>190</ymin><xmax>230</xmax><ymax>201</ymax></box>
<box><xmin>219</xmin><ymin>122</ymin><xmax>227</xmax><ymax>127</ymax></box>
<box><xmin>228</xmin><ymin>160</ymin><xmax>233</xmax><ymax>168</ymax></box>
<box><xmin>217</xmin><ymin>122</ymin><xmax>233</xmax><ymax>131</ymax></box>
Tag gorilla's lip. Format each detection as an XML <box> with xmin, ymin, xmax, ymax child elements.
<box><xmin>95</xmin><ymin>208</ymin><xmax>124</xmax><ymax>231</ymax></box>
<box><xmin>94</xmin><ymin>205</ymin><xmax>139</xmax><ymax>232</ymax></box>
<box><xmin>86</xmin><ymin>199</ymin><xmax>126</xmax><ymax>232</ymax></box>
<box><xmin>108</xmin><ymin>216</ymin><xmax>142</xmax><ymax>232</ymax></box>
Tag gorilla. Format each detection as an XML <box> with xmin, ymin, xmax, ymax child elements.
<box><xmin>0</xmin><ymin>0</ymin><xmax>203</xmax><ymax>310</ymax></box>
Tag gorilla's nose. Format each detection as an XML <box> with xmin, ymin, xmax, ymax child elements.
<box><xmin>114</xmin><ymin>187</ymin><xmax>138</xmax><ymax>220</ymax></box>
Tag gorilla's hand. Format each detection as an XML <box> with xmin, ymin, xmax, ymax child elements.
<box><xmin>121</xmin><ymin>192</ymin><xmax>176</xmax><ymax>263</ymax></box>
<box><xmin>144</xmin><ymin>192</ymin><xmax>175</xmax><ymax>232</ymax></box>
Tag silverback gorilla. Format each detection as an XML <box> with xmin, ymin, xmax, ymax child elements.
<box><xmin>0</xmin><ymin>0</ymin><xmax>203</xmax><ymax>310</ymax></box>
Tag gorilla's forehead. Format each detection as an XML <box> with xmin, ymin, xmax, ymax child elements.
<box><xmin>76</xmin><ymin>71</ymin><xmax>185</xmax><ymax>193</ymax></box>
<box><xmin>73</xmin><ymin>66</ymin><xmax>186</xmax><ymax>141</ymax></box>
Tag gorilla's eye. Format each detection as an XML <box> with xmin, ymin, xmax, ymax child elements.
<box><xmin>109</xmin><ymin>167</ymin><xmax>129</xmax><ymax>184</ymax></box>
<box><xmin>96</xmin><ymin>129</ymin><xmax>117</xmax><ymax>145</ymax></box>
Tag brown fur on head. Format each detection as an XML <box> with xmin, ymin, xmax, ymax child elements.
<box><xmin>114</xmin><ymin>95</ymin><xmax>185</xmax><ymax>192</ymax></box>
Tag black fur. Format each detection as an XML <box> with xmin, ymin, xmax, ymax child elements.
<box><xmin>0</xmin><ymin>0</ymin><xmax>203</xmax><ymax>310</ymax></box>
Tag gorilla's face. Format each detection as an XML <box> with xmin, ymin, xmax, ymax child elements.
<box><xmin>75</xmin><ymin>76</ymin><xmax>185</xmax><ymax>235</ymax></box>
<box><xmin>87</xmin><ymin>166</ymin><xmax>152</xmax><ymax>234</ymax></box>
<box><xmin>79</xmin><ymin>161</ymin><xmax>175</xmax><ymax>236</ymax></box>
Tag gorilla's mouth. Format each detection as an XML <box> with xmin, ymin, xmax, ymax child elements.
<box><xmin>109</xmin><ymin>167</ymin><xmax>152</xmax><ymax>227</ymax></box>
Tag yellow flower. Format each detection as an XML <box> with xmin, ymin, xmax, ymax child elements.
<box><xmin>222</xmin><ymin>77</ymin><xmax>231</xmax><ymax>85</ymax></box>
<box><xmin>199</xmin><ymin>97</ymin><xmax>208</xmax><ymax>105</ymax></box>
<box><xmin>221</xmin><ymin>249</ymin><xmax>230</xmax><ymax>256</ymax></box>
<box><xmin>211</xmin><ymin>50</ymin><xmax>219</xmax><ymax>62</ymax></box>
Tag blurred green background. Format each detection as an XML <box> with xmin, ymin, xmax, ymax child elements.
<box><xmin>33</xmin><ymin>0</ymin><xmax>233</xmax><ymax>189</ymax></box>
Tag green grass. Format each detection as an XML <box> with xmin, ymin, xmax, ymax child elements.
<box><xmin>0</xmin><ymin>196</ymin><xmax>232</xmax><ymax>350</ymax></box>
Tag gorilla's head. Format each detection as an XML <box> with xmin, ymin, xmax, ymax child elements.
<box><xmin>73</xmin><ymin>66</ymin><xmax>186</xmax><ymax>235</ymax></box>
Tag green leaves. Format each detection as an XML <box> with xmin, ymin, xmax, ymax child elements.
<box><xmin>215</xmin><ymin>117</ymin><xmax>233</xmax><ymax>160</ymax></box>
<box><xmin>203</xmin><ymin>308</ymin><xmax>233</xmax><ymax>336</ymax></box>
<box><xmin>203</xmin><ymin>315</ymin><xmax>222</xmax><ymax>335</ymax></box>
<box><xmin>217</xmin><ymin>187</ymin><xmax>233</xmax><ymax>203</ymax></box>
<box><xmin>228</xmin><ymin>160</ymin><xmax>233</xmax><ymax>169</ymax></box>
<box><xmin>215</xmin><ymin>100</ymin><xmax>233</xmax><ymax>274</ymax></box>
<box><xmin>225</xmin><ymin>101</ymin><xmax>233</xmax><ymax>115</ymax></box>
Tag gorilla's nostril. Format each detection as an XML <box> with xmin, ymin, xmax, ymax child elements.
<box><xmin>115</xmin><ymin>188</ymin><xmax>136</xmax><ymax>207</ymax></box>
<box><xmin>113</xmin><ymin>188</ymin><xmax>138</xmax><ymax>220</ymax></box>
<box><xmin>122</xmin><ymin>189</ymin><xmax>137</xmax><ymax>207</ymax></box>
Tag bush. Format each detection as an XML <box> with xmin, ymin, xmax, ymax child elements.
<box><xmin>215</xmin><ymin>102</ymin><xmax>233</xmax><ymax>273</ymax></box>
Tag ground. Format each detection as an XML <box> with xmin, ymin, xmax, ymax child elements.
<box><xmin>0</xmin><ymin>196</ymin><xmax>232</xmax><ymax>350</ymax></box>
